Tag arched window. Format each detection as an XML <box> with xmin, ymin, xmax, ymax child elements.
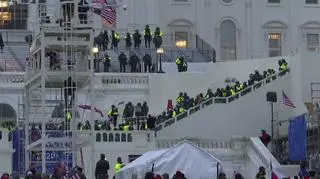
<box><xmin>220</xmin><ymin>20</ymin><xmax>237</xmax><ymax>61</ymax></box>
<box><xmin>0</xmin><ymin>103</ymin><xmax>17</xmax><ymax>121</ymax></box>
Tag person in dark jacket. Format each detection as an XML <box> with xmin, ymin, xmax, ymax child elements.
<box><xmin>129</xmin><ymin>54</ymin><xmax>140</xmax><ymax>72</ymax></box>
<box><xmin>125</xmin><ymin>32</ymin><xmax>132</xmax><ymax>49</ymax></box>
<box><xmin>256</xmin><ymin>166</ymin><xmax>266</xmax><ymax>179</ymax></box>
<box><xmin>142</xmin><ymin>53</ymin><xmax>152</xmax><ymax>73</ymax></box>
<box><xmin>103</xmin><ymin>30</ymin><xmax>109</xmax><ymax>51</ymax></box>
<box><xmin>78</xmin><ymin>0</ymin><xmax>89</xmax><ymax>24</ymax></box>
<box><xmin>95</xmin><ymin>153</ymin><xmax>110</xmax><ymax>179</ymax></box>
<box><xmin>144</xmin><ymin>25</ymin><xmax>152</xmax><ymax>48</ymax></box>
<box><xmin>64</xmin><ymin>77</ymin><xmax>76</xmax><ymax>108</ymax></box>
<box><xmin>118</xmin><ymin>52</ymin><xmax>127</xmax><ymax>72</ymax></box>
<box><xmin>259</xmin><ymin>129</ymin><xmax>271</xmax><ymax>147</ymax></box>
<box><xmin>133</xmin><ymin>30</ymin><xmax>142</xmax><ymax>48</ymax></box>
<box><xmin>0</xmin><ymin>33</ymin><xmax>4</xmax><ymax>53</ymax></box>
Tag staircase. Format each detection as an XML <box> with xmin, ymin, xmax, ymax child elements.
<box><xmin>0</xmin><ymin>46</ymin><xmax>23</xmax><ymax>71</ymax></box>
<box><xmin>7</xmin><ymin>44</ymin><xmax>29</xmax><ymax>69</ymax></box>
<box><xmin>155</xmin><ymin>69</ymin><xmax>290</xmax><ymax>137</ymax></box>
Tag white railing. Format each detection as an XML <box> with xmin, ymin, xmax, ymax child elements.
<box><xmin>155</xmin><ymin>69</ymin><xmax>288</xmax><ymax>133</ymax></box>
<box><xmin>95</xmin><ymin>73</ymin><xmax>149</xmax><ymax>89</ymax></box>
<box><xmin>0</xmin><ymin>72</ymin><xmax>24</xmax><ymax>85</ymax></box>
<box><xmin>156</xmin><ymin>138</ymin><xmax>231</xmax><ymax>149</ymax></box>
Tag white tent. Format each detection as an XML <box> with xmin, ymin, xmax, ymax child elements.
<box><xmin>116</xmin><ymin>140</ymin><xmax>222</xmax><ymax>179</ymax></box>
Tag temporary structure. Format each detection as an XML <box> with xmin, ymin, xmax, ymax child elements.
<box><xmin>116</xmin><ymin>140</ymin><xmax>222</xmax><ymax>179</ymax></box>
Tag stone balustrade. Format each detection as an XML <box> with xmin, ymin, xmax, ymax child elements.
<box><xmin>156</xmin><ymin>138</ymin><xmax>232</xmax><ymax>149</ymax></box>
<box><xmin>95</xmin><ymin>73</ymin><xmax>149</xmax><ymax>90</ymax></box>
<box><xmin>0</xmin><ymin>72</ymin><xmax>24</xmax><ymax>85</ymax></box>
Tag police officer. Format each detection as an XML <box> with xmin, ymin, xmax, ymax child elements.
<box><xmin>65</xmin><ymin>110</ymin><xmax>72</xmax><ymax>130</ymax></box>
<box><xmin>118</xmin><ymin>52</ymin><xmax>127</xmax><ymax>72</ymax></box>
<box><xmin>142</xmin><ymin>53</ymin><xmax>152</xmax><ymax>73</ymax></box>
<box><xmin>103</xmin><ymin>30</ymin><xmax>109</xmax><ymax>51</ymax></box>
<box><xmin>176</xmin><ymin>56</ymin><xmax>187</xmax><ymax>72</ymax></box>
<box><xmin>125</xmin><ymin>32</ymin><xmax>132</xmax><ymax>49</ymax></box>
<box><xmin>103</xmin><ymin>53</ymin><xmax>111</xmax><ymax>72</ymax></box>
<box><xmin>114</xmin><ymin>157</ymin><xmax>125</xmax><ymax>174</ymax></box>
<box><xmin>153</xmin><ymin>27</ymin><xmax>163</xmax><ymax>48</ymax></box>
<box><xmin>144</xmin><ymin>25</ymin><xmax>152</xmax><ymax>48</ymax></box>
<box><xmin>108</xmin><ymin>105</ymin><xmax>119</xmax><ymax>127</ymax></box>
<box><xmin>129</xmin><ymin>54</ymin><xmax>140</xmax><ymax>72</ymax></box>
<box><xmin>111</xmin><ymin>30</ymin><xmax>120</xmax><ymax>49</ymax></box>
<box><xmin>133</xmin><ymin>30</ymin><xmax>141</xmax><ymax>48</ymax></box>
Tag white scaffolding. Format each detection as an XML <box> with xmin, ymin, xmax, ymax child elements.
<box><xmin>23</xmin><ymin>0</ymin><xmax>95</xmax><ymax>175</ymax></box>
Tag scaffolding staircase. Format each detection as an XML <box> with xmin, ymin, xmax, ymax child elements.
<box><xmin>22</xmin><ymin>0</ymin><xmax>95</xmax><ymax>175</ymax></box>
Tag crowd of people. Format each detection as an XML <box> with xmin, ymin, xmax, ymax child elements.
<box><xmin>94</xmin><ymin>52</ymin><xmax>157</xmax><ymax>73</ymax></box>
<box><xmin>76</xmin><ymin>101</ymin><xmax>156</xmax><ymax>132</ymax></box>
<box><xmin>94</xmin><ymin>25</ymin><xmax>163</xmax><ymax>51</ymax></box>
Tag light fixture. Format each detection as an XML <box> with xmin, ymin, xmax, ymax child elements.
<box><xmin>175</xmin><ymin>40</ymin><xmax>187</xmax><ymax>48</ymax></box>
<box><xmin>156</xmin><ymin>47</ymin><xmax>164</xmax><ymax>54</ymax></box>
<box><xmin>92</xmin><ymin>47</ymin><xmax>99</xmax><ymax>54</ymax></box>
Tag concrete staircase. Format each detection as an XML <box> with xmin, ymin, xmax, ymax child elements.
<box><xmin>0</xmin><ymin>45</ymin><xmax>23</xmax><ymax>71</ymax></box>
<box><xmin>7</xmin><ymin>44</ymin><xmax>29</xmax><ymax>69</ymax></box>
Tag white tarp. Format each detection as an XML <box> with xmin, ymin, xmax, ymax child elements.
<box><xmin>116</xmin><ymin>140</ymin><xmax>222</xmax><ymax>179</ymax></box>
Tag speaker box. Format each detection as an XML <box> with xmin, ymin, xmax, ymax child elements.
<box><xmin>266</xmin><ymin>92</ymin><xmax>277</xmax><ymax>102</ymax></box>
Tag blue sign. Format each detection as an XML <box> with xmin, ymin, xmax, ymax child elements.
<box><xmin>45</xmin><ymin>151</ymin><xmax>62</xmax><ymax>161</ymax></box>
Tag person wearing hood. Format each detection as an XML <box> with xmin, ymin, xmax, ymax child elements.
<box><xmin>0</xmin><ymin>173</ymin><xmax>9</xmax><ymax>179</ymax></box>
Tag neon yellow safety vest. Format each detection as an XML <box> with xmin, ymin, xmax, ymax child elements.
<box><xmin>172</xmin><ymin>111</ymin><xmax>176</xmax><ymax>117</ymax></box>
<box><xmin>66</xmin><ymin>112</ymin><xmax>72</xmax><ymax>121</ymax></box>
<box><xmin>230</xmin><ymin>89</ymin><xmax>235</xmax><ymax>96</ymax></box>
<box><xmin>123</xmin><ymin>125</ymin><xmax>129</xmax><ymax>132</ymax></box>
<box><xmin>179</xmin><ymin>108</ymin><xmax>186</xmax><ymax>113</ymax></box>
<box><xmin>115</xmin><ymin>163</ymin><xmax>124</xmax><ymax>173</ymax></box>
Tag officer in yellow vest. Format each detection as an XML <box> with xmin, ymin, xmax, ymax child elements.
<box><xmin>103</xmin><ymin>53</ymin><xmax>111</xmax><ymax>72</ymax></box>
<box><xmin>123</xmin><ymin>123</ymin><xmax>130</xmax><ymax>132</ymax></box>
<box><xmin>125</xmin><ymin>32</ymin><xmax>132</xmax><ymax>49</ymax></box>
<box><xmin>114</xmin><ymin>157</ymin><xmax>125</xmax><ymax>173</ymax></box>
<box><xmin>65</xmin><ymin>111</ymin><xmax>72</xmax><ymax>130</ymax></box>
<box><xmin>111</xmin><ymin>30</ymin><xmax>120</xmax><ymax>49</ymax></box>
<box><xmin>144</xmin><ymin>25</ymin><xmax>152</xmax><ymax>48</ymax></box>
<box><xmin>235</xmin><ymin>81</ymin><xmax>244</xmax><ymax>92</ymax></box>
<box><xmin>176</xmin><ymin>92</ymin><xmax>184</xmax><ymax>105</ymax></box>
<box><xmin>108</xmin><ymin>105</ymin><xmax>119</xmax><ymax>128</ymax></box>
<box><xmin>279</xmin><ymin>59</ymin><xmax>288</xmax><ymax>71</ymax></box>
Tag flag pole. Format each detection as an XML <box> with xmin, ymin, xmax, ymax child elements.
<box><xmin>216</xmin><ymin>162</ymin><xmax>219</xmax><ymax>179</ymax></box>
<box><xmin>270</xmin><ymin>102</ymin><xmax>275</xmax><ymax>153</ymax></box>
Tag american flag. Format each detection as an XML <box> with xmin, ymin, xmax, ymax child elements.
<box><xmin>92</xmin><ymin>0</ymin><xmax>117</xmax><ymax>24</ymax></box>
<box><xmin>65</xmin><ymin>167</ymin><xmax>80</xmax><ymax>179</ymax></box>
<box><xmin>282</xmin><ymin>91</ymin><xmax>296</xmax><ymax>108</ymax></box>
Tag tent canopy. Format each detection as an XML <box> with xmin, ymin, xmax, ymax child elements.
<box><xmin>117</xmin><ymin>140</ymin><xmax>222</xmax><ymax>179</ymax></box>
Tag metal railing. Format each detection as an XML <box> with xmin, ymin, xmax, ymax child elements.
<box><xmin>154</xmin><ymin>69</ymin><xmax>289</xmax><ymax>133</ymax></box>
<box><xmin>196</xmin><ymin>35</ymin><xmax>216</xmax><ymax>62</ymax></box>
<box><xmin>0</xmin><ymin>30</ymin><xmax>32</xmax><ymax>44</ymax></box>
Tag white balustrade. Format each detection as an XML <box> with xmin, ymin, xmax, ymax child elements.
<box><xmin>0</xmin><ymin>72</ymin><xmax>24</xmax><ymax>85</ymax></box>
<box><xmin>156</xmin><ymin>138</ymin><xmax>231</xmax><ymax>149</ymax></box>
<box><xmin>95</xmin><ymin>73</ymin><xmax>149</xmax><ymax>90</ymax></box>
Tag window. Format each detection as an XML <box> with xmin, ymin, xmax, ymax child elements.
<box><xmin>268</xmin><ymin>33</ymin><xmax>282</xmax><ymax>57</ymax></box>
<box><xmin>96</xmin><ymin>133</ymin><xmax>101</xmax><ymax>142</ymax></box>
<box><xmin>175</xmin><ymin>32</ymin><xmax>188</xmax><ymax>48</ymax></box>
<box><xmin>220</xmin><ymin>20</ymin><xmax>237</xmax><ymax>60</ymax></box>
<box><xmin>306</xmin><ymin>33</ymin><xmax>319</xmax><ymax>51</ymax></box>
<box><xmin>306</xmin><ymin>0</ymin><xmax>318</xmax><ymax>4</ymax></box>
<box><xmin>268</xmin><ymin>0</ymin><xmax>280</xmax><ymax>3</ymax></box>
